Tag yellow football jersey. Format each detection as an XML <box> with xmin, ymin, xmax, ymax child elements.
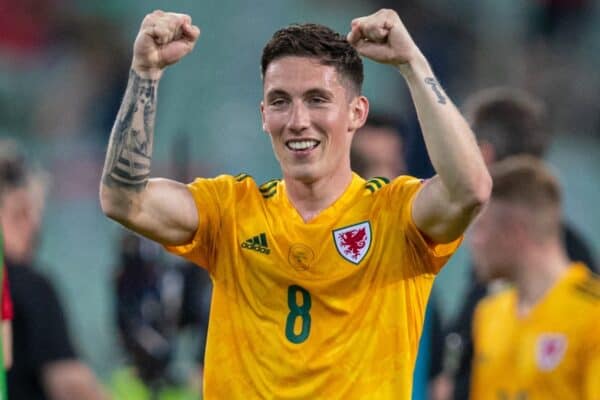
<box><xmin>471</xmin><ymin>263</ymin><xmax>600</xmax><ymax>400</ymax></box>
<box><xmin>165</xmin><ymin>173</ymin><xmax>461</xmax><ymax>399</ymax></box>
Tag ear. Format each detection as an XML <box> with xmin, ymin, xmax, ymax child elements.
<box><xmin>260</xmin><ymin>101</ymin><xmax>269</xmax><ymax>134</ymax></box>
<box><xmin>479</xmin><ymin>141</ymin><xmax>496</xmax><ymax>166</ymax></box>
<box><xmin>348</xmin><ymin>95</ymin><xmax>369</xmax><ymax>132</ymax></box>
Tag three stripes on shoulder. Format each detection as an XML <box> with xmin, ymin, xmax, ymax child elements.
<box><xmin>365</xmin><ymin>177</ymin><xmax>389</xmax><ymax>193</ymax></box>
<box><xmin>234</xmin><ymin>173</ymin><xmax>280</xmax><ymax>199</ymax></box>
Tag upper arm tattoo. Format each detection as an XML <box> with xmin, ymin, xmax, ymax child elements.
<box><xmin>102</xmin><ymin>69</ymin><xmax>158</xmax><ymax>191</ymax></box>
<box><xmin>424</xmin><ymin>77</ymin><xmax>447</xmax><ymax>105</ymax></box>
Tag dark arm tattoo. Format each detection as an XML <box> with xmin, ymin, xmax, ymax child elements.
<box><xmin>424</xmin><ymin>77</ymin><xmax>447</xmax><ymax>105</ymax></box>
<box><xmin>102</xmin><ymin>69</ymin><xmax>158</xmax><ymax>191</ymax></box>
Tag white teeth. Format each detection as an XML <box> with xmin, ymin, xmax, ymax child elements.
<box><xmin>287</xmin><ymin>140</ymin><xmax>318</xmax><ymax>150</ymax></box>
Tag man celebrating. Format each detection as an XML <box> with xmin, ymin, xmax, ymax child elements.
<box><xmin>100</xmin><ymin>9</ymin><xmax>490</xmax><ymax>398</ymax></box>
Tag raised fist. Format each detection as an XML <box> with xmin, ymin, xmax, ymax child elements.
<box><xmin>347</xmin><ymin>9</ymin><xmax>420</xmax><ymax>67</ymax></box>
<box><xmin>132</xmin><ymin>10</ymin><xmax>201</xmax><ymax>79</ymax></box>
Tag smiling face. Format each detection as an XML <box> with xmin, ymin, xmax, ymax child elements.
<box><xmin>261</xmin><ymin>56</ymin><xmax>368</xmax><ymax>184</ymax></box>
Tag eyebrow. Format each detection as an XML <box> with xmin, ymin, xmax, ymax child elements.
<box><xmin>304</xmin><ymin>88</ymin><xmax>333</xmax><ymax>98</ymax></box>
<box><xmin>265</xmin><ymin>88</ymin><xmax>334</xmax><ymax>101</ymax></box>
<box><xmin>265</xmin><ymin>89</ymin><xmax>290</xmax><ymax>101</ymax></box>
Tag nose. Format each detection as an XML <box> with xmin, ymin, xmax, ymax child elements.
<box><xmin>287</xmin><ymin>101</ymin><xmax>310</xmax><ymax>134</ymax></box>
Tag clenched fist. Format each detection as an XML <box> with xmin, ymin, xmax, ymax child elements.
<box><xmin>132</xmin><ymin>10</ymin><xmax>201</xmax><ymax>79</ymax></box>
<box><xmin>347</xmin><ymin>9</ymin><xmax>420</xmax><ymax>67</ymax></box>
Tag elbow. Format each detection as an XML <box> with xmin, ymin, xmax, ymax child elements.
<box><xmin>463</xmin><ymin>170</ymin><xmax>492</xmax><ymax>214</ymax></box>
<box><xmin>99</xmin><ymin>185</ymin><xmax>117</xmax><ymax>219</ymax></box>
<box><xmin>99</xmin><ymin>184</ymin><xmax>133</xmax><ymax>223</ymax></box>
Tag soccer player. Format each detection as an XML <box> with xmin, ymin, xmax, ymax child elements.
<box><xmin>469</xmin><ymin>155</ymin><xmax>600</xmax><ymax>400</ymax></box>
<box><xmin>100</xmin><ymin>9</ymin><xmax>491</xmax><ymax>398</ymax></box>
<box><xmin>433</xmin><ymin>87</ymin><xmax>598</xmax><ymax>400</ymax></box>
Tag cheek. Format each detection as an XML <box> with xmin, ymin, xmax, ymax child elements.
<box><xmin>262</xmin><ymin>111</ymin><xmax>285</xmax><ymax>132</ymax></box>
<box><xmin>327</xmin><ymin>109</ymin><xmax>349</xmax><ymax>129</ymax></box>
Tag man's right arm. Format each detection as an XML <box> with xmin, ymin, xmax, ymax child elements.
<box><xmin>100</xmin><ymin>11</ymin><xmax>201</xmax><ymax>246</ymax></box>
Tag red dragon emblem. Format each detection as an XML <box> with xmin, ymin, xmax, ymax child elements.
<box><xmin>537</xmin><ymin>334</ymin><xmax>567</xmax><ymax>371</ymax></box>
<box><xmin>333</xmin><ymin>222</ymin><xmax>372</xmax><ymax>264</ymax></box>
<box><xmin>338</xmin><ymin>228</ymin><xmax>367</xmax><ymax>259</ymax></box>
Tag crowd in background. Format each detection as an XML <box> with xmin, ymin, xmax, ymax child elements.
<box><xmin>0</xmin><ymin>0</ymin><xmax>598</xmax><ymax>398</ymax></box>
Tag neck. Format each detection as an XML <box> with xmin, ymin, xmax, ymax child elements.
<box><xmin>4</xmin><ymin>252</ymin><xmax>31</xmax><ymax>267</ymax></box>
<box><xmin>513</xmin><ymin>240</ymin><xmax>570</xmax><ymax>316</ymax></box>
<box><xmin>283</xmin><ymin>168</ymin><xmax>353</xmax><ymax>222</ymax></box>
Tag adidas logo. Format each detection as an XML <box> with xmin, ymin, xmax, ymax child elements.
<box><xmin>241</xmin><ymin>233</ymin><xmax>271</xmax><ymax>254</ymax></box>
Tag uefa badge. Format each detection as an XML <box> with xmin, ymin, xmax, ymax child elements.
<box><xmin>536</xmin><ymin>333</ymin><xmax>567</xmax><ymax>371</ymax></box>
<box><xmin>333</xmin><ymin>221</ymin><xmax>372</xmax><ymax>265</ymax></box>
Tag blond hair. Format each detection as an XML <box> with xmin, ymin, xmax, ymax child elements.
<box><xmin>490</xmin><ymin>155</ymin><xmax>562</xmax><ymax>238</ymax></box>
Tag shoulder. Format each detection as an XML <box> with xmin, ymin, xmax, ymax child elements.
<box><xmin>568</xmin><ymin>266</ymin><xmax>600</xmax><ymax>306</ymax></box>
<box><xmin>188</xmin><ymin>173</ymin><xmax>256</xmax><ymax>190</ymax></box>
<box><xmin>7</xmin><ymin>264</ymin><xmax>55</xmax><ymax>295</ymax></box>
<box><xmin>257</xmin><ymin>177</ymin><xmax>282</xmax><ymax>200</ymax></box>
<box><xmin>7</xmin><ymin>264</ymin><xmax>64</xmax><ymax>316</ymax></box>
<box><xmin>364</xmin><ymin>176</ymin><xmax>390</xmax><ymax>194</ymax></box>
<box><xmin>186</xmin><ymin>173</ymin><xmax>263</xmax><ymax>201</ymax></box>
<box><xmin>364</xmin><ymin>175</ymin><xmax>422</xmax><ymax>196</ymax></box>
<box><xmin>475</xmin><ymin>288</ymin><xmax>514</xmax><ymax>319</ymax></box>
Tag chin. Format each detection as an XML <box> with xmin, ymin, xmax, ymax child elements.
<box><xmin>283</xmin><ymin>164</ymin><xmax>320</xmax><ymax>182</ymax></box>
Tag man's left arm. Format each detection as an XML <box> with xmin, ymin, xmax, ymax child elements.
<box><xmin>348</xmin><ymin>9</ymin><xmax>491</xmax><ymax>243</ymax></box>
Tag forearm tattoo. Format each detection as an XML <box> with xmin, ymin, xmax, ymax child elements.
<box><xmin>102</xmin><ymin>70</ymin><xmax>157</xmax><ymax>191</ymax></box>
<box><xmin>424</xmin><ymin>77</ymin><xmax>447</xmax><ymax>105</ymax></box>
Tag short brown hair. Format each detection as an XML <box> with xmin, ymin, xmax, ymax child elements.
<box><xmin>261</xmin><ymin>23</ymin><xmax>364</xmax><ymax>95</ymax></box>
<box><xmin>464</xmin><ymin>87</ymin><xmax>550</xmax><ymax>161</ymax></box>
<box><xmin>490</xmin><ymin>155</ymin><xmax>562</xmax><ymax>237</ymax></box>
<box><xmin>0</xmin><ymin>140</ymin><xmax>28</xmax><ymax>197</ymax></box>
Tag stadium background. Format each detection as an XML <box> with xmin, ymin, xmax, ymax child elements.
<box><xmin>0</xmin><ymin>0</ymin><xmax>598</xmax><ymax>386</ymax></box>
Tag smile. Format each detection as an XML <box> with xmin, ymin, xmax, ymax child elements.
<box><xmin>285</xmin><ymin>139</ymin><xmax>320</xmax><ymax>151</ymax></box>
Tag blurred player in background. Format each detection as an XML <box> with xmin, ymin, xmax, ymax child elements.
<box><xmin>350</xmin><ymin>113</ymin><xmax>406</xmax><ymax>180</ymax></box>
<box><xmin>433</xmin><ymin>87</ymin><xmax>597</xmax><ymax>400</ymax></box>
<box><xmin>100</xmin><ymin>8</ymin><xmax>491</xmax><ymax>399</ymax></box>
<box><xmin>111</xmin><ymin>231</ymin><xmax>209</xmax><ymax>400</ymax></box>
<box><xmin>469</xmin><ymin>155</ymin><xmax>599</xmax><ymax>399</ymax></box>
<box><xmin>0</xmin><ymin>140</ymin><xmax>108</xmax><ymax>400</ymax></box>
<box><xmin>464</xmin><ymin>88</ymin><xmax>596</xmax><ymax>271</ymax></box>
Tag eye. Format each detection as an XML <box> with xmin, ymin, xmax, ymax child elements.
<box><xmin>309</xmin><ymin>96</ymin><xmax>327</xmax><ymax>104</ymax></box>
<box><xmin>270</xmin><ymin>98</ymin><xmax>288</xmax><ymax>107</ymax></box>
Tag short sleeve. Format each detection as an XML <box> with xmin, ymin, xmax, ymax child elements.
<box><xmin>391</xmin><ymin>176</ymin><xmax>463</xmax><ymax>274</ymax></box>
<box><xmin>163</xmin><ymin>175</ymin><xmax>237</xmax><ymax>272</ymax></box>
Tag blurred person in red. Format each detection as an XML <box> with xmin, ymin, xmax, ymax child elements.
<box><xmin>431</xmin><ymin>87</ymin><xmax>597</xmax><ymax>400</ymax></box>
<box><xmin>1</xmin><ymin>230</ymin><xmax>14</xmax><ymax>372</ymax></box>
<box><xmin>0</xmin><ymin>140</ymin><xmax>109</xmax><ymax>400</ymax></box>
<box><xmin>469</xmin><ymin>155</ymin><xmax>599</xmax><ymax>399</ymax></box>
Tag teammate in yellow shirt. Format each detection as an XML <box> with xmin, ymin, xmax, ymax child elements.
<box><xmin>99</xmin><ymin>8</ymin><xmax>491</xmax><ymax>399</ymax></box>
<box><xmin>469</xmin><ymin>155</ymin><xmax>600</xmax><ymax>400</ymax></box>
